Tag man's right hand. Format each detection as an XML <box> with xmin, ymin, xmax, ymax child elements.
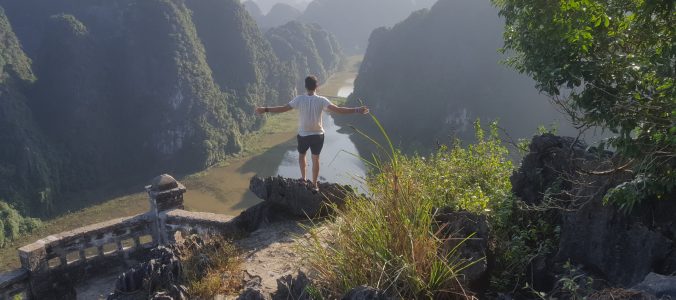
<box><xmin>358</xmin><ymin>106</ymin><xmax>370</xmax><ymax>115</ymax></box>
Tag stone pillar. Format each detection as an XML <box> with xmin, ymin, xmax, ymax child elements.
<box><xmin>146</xmin><ymin>174</ymin><xmax>186</xmax><ymax>245</ymax></box>
<box><xmin>18</xmin><ymin>242</ymin><xmax>47</xmax><ymax>274</ymax></box>
<box><xmin>19</xmin><ymin>241</ymin><xmax>47</xmax><ymax>300</ymax></box>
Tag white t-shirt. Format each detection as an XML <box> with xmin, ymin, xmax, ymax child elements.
<box><xmin>288</xmin><ymin>94</ymin><xmax>333</xmax><ymax>136</ymax></box>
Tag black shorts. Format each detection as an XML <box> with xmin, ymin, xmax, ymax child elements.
<box><xmin>297</xmin><ymin>134</ymin><xmax>325</xmax><ymax>155</ymax></box>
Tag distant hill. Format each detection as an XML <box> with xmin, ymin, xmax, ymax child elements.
<box><xmin>245</xmin><ymin>0</ymin><xmax>310</xmax><ymax>14</ymax></box>
<box><xmin>243</xmin><ymin>1</ymin><xmax>264</xmax><ymax>20</ymax></box>
<box><xmin>266</xmin><ymin>21</ymin><xmax>344</xmax><ymax>92</ymax></box>
<box><xmin>343</xmin><ymin>0</ymin><xmax>578</xmax><ymax>153</ymax></box>
<box><xmin>263</xmin><ymin>3</ymin><xmax>302</xmax><ymax>28</ymax></box>
<box><xmin>0</xmin><ymin>0</ymin><xmax>296</xmax><ymax>216</ymax></box>
<box><xmin>300</xmin><ymin>0</ymin><xmax>435</xmax><ymax>54</ymax></box>
<box><xmin>245</xmin><ymin>2</ymin><xmax>302</xmax><ymax>29</ymax></box>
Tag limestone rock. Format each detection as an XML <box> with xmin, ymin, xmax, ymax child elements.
<box><xmin>588</xmin><ymin>288</ymin><xmax>657</xmax><ymax>300</ymax></box>
<box><xmin>510</xmin><ymin>134</ymin><xmax>591</xmax><ymax>206</ymax></box>
<box><xmin>108</xmin><ymin>236</ymin><xmax>205</xmax><ymax>299</ymax></box>
<box><xmin>238</xmin><ymin>288</ymin><xmax>270</xmax><ymax>300</ymax></box>
<box><xmin>341</xmin><ymin>285</ymin><xmax>391</xmax><ymax>300</ymax></box>
<box><xmin>272</xmin><ymin>271</ymin><xmax>312</xmax><ymax>300</ymax></box>
<box><xmin>249</xmin><ymin>176</ymin><xmax>355</xmax><ymax>218</ymax></box>
<box><xmin>513</xmin><ymin>134</ymin><xmax>676</xmax><ymax>287</ymax></box>
<box><xmin>435</xmin><ymin>208</ymin><xmax>490</xmax><ymax>291</ymax></box>
<box><xmin>557</xmin><ymin>199</ymin><xmax>673</xmax><ymax>286</ymax></box>
<box><xmin>238</xmin><ymin>272</ymin><xmax>270</xmax><ymax>300</ymax></box>
<box><xmin>632</xmin><ymin>273</ymin><xmax>676</xmax><ymax>299</ymax></box>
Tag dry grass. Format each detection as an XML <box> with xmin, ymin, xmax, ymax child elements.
<box><xmin>181</xmin><ymin>236</ymin><xmax>242</xmax><ymax>298</ymax></box>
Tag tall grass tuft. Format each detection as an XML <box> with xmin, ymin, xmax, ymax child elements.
<box><xmin>302</xmin><ymin>117</ymin><xmax>513</xmax><ymax>299</ymax></box>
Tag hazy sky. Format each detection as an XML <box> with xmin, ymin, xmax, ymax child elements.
<box><xmin>247</xmin><ymin>0</ymin><xmax>312</xmax><ymax>14</ymax></box>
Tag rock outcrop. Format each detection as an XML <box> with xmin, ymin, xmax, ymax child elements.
<box><xmin>435</xmin><ymin>208</ymin><xmax>490</xmax><ymax>291</ymax></box>
<box><xmin>249</xmin><ymin>176</ymin><xmax>355</xmax><ymax>218</ymax></box>
<box><xmin>512</xmin><ymin>134</ymin><xmax>676</xmax><ymax>289</ymax></box>
<box><xmin>272</xmin><ymin>271</ymin><xmax>312</xmax><ymax>300</ymax></box>
<box><xmin>632</xmin><ymin>273</ymin><xmax>676</xmax><ymax>299</ymax></box>
<box><xmin>341</xmin><ymin>286</ymin><xmax>391</xmax><ymax>300</ymax></box>
<box><xmin>107</xmin><ymin>236</ymin><xmax>205</xmax><ymax>300</ymax></box>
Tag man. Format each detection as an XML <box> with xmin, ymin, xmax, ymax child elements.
<box><xmin>255</xmin><ymin>75</ymin><xmax>369</xmax><ymax>192</ymax></box>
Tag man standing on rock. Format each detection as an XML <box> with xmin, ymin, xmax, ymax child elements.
<box><xmin>255</xmin><ymin>75</ymin><xmax>369</xmax><ymax>192</ymax></box>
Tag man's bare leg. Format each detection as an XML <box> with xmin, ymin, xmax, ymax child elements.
<box><xmin>311</xmin><ymin>154</ymin><xmax>320</xmax><ymax>188</ymax></box>
<box><xmin>299</xmin><ymin>152</ymin><xmax>307</xmax><ymax>181</ymax></box>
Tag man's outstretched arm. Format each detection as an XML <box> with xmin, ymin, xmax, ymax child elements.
<box><xmin>327</xmin><ymin>104</ymin><xmax>370</xmax><ymax>115</ymax></box>
<box><xmin>255</xmin><ymin>105</ymin><xmax>292</xmax><ymax>114</ymax></box>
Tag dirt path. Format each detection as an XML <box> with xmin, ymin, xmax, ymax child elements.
<box><xmin>235</xmin><ymin>221</ymin><xmax>313</xmax><ymax>295</ymax></box>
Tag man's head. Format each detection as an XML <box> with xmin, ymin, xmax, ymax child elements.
<box><xmin>305</xmin><ymin>75</ymin><xmax>319</xmax><ymax>91</ymax></box>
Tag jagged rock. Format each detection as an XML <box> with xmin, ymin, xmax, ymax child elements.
<box><xmin>510</xmin><ymin>134</ymin><xmax>591</xmax><ymax>206</ymax></box>
<box><xmin>238</xmin><ymin>288</ymin><xmax>270</xmax><ymax>300</ymax></box>
<box><xmin>150</xmin><ymin>285</ymin><xmax>189</xmax><ymax>300</ymax></box>
<box><xmin>513</xmin><ymin>134</ymin><xmax>676</xmax><ymax>288</ymax></box>
<box><xmin>272</xmin><ymin>271</ymin><xmax>312</xmax><ymax>300</ymax></box>
<box><xmin>249</xmin><ymin>176</ymin><xmax>356</xmax><ymax>218</ymax></box>
<box><xmin>557</xmin><ymin>198</ymin><xmax>673</xmax><ymax>286</ymax></box>
<box><xmin>341</xmin><ymin>285</ymin><xmax>390</xmax><ymax>300</ymax></box>
<box><xmin>238</xmin><ymin>272</ymin><xmax>270</xmax><ymax>300</ymax></box>
<box><xmin>632</xmin><ymin>273</ymin><xmax>676</xmax><ymax>299</ymax></box>
<box><xmin>588</xmin><ymin>288</ymin><xmax>657</xmax><ymax>300</ymax></box>
<box><xmin>435</xmin><ymin>208</ymin><xmax>490</xmax><ymax>291</ymax></box>
<box><xmin>108</xmin><ymin>236</ymin><xmax>206</xmax><ymax>300</ymax></box>
<box><xmin>234</xmin><ymin>201</ymin><xmax>297</xmax><ymax>233</ymax></box>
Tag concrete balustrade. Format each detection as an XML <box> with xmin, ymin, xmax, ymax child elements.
<box><xmin>0</xmin><ymin>174</ymin><xmax>239</xmax><ymax>300</ymax></box>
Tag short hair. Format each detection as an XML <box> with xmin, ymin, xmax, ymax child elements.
<box><xmin>305</xmin><ymin>75</ymin><xmax>318</xmax><ymax>90</ymax></box>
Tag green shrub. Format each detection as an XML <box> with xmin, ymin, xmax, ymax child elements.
<box><xmin>303</xmin><ymin>119</ymin><xmax>513</xmax><ymax>298</ymax></box>
<box><xmin>0</xmin><ymin>200</ymin><xmax>42</xmax><ymax>248</ymax></box>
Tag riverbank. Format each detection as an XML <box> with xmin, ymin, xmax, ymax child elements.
<box><xmin>0</xmin><ymin>55</ymin><xmax>363</xmax><ymax>272</ymax></box>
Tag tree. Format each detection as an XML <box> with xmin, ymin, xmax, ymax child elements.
<box><xmin>493</xmin><ymin>0</ymin><xmax>675</xmax><ymax>208</ymax></box>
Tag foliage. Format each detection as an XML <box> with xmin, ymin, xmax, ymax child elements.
<box><xmin>0</xmin><ymin>200</ymin><xmax>42</xmax><ymax>248</ymax></box>
<box><xmin>494</xmin><ymin>0</ymin><xmax>676</xmax><ymax>208</ymax></box>
<box><xmin>303</xmin><ymin>119</ymin><xmax>513</xmax><ymax>298</ymax></box>
<box><xmin>489</xmin><ymin>196</ymin><xmax>561</xmax><ymax>296</ymax></box>
<box><xmin>550</xmin><ymin>261</ymin><xmax>595</xmax><ymax>299</ymax></box>
<box><xmin>395</xmin><ymin>120</ymin><xmax>513</xmax><ymax>212</ymax></box>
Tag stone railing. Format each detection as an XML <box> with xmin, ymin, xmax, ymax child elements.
<box><xmin>0</xmin><ymin>174</ymin><xmax>240</xmax><ymax>300</ymax></box>
<box><xmin>0</xmin><ymin>269</ymin><xmax>28</xmax><ymax>300</ymax></box>
<box><xmin>160</xmin><ymin>210</ymin><xmax>239</xmax><ymax>243</ymax></box>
